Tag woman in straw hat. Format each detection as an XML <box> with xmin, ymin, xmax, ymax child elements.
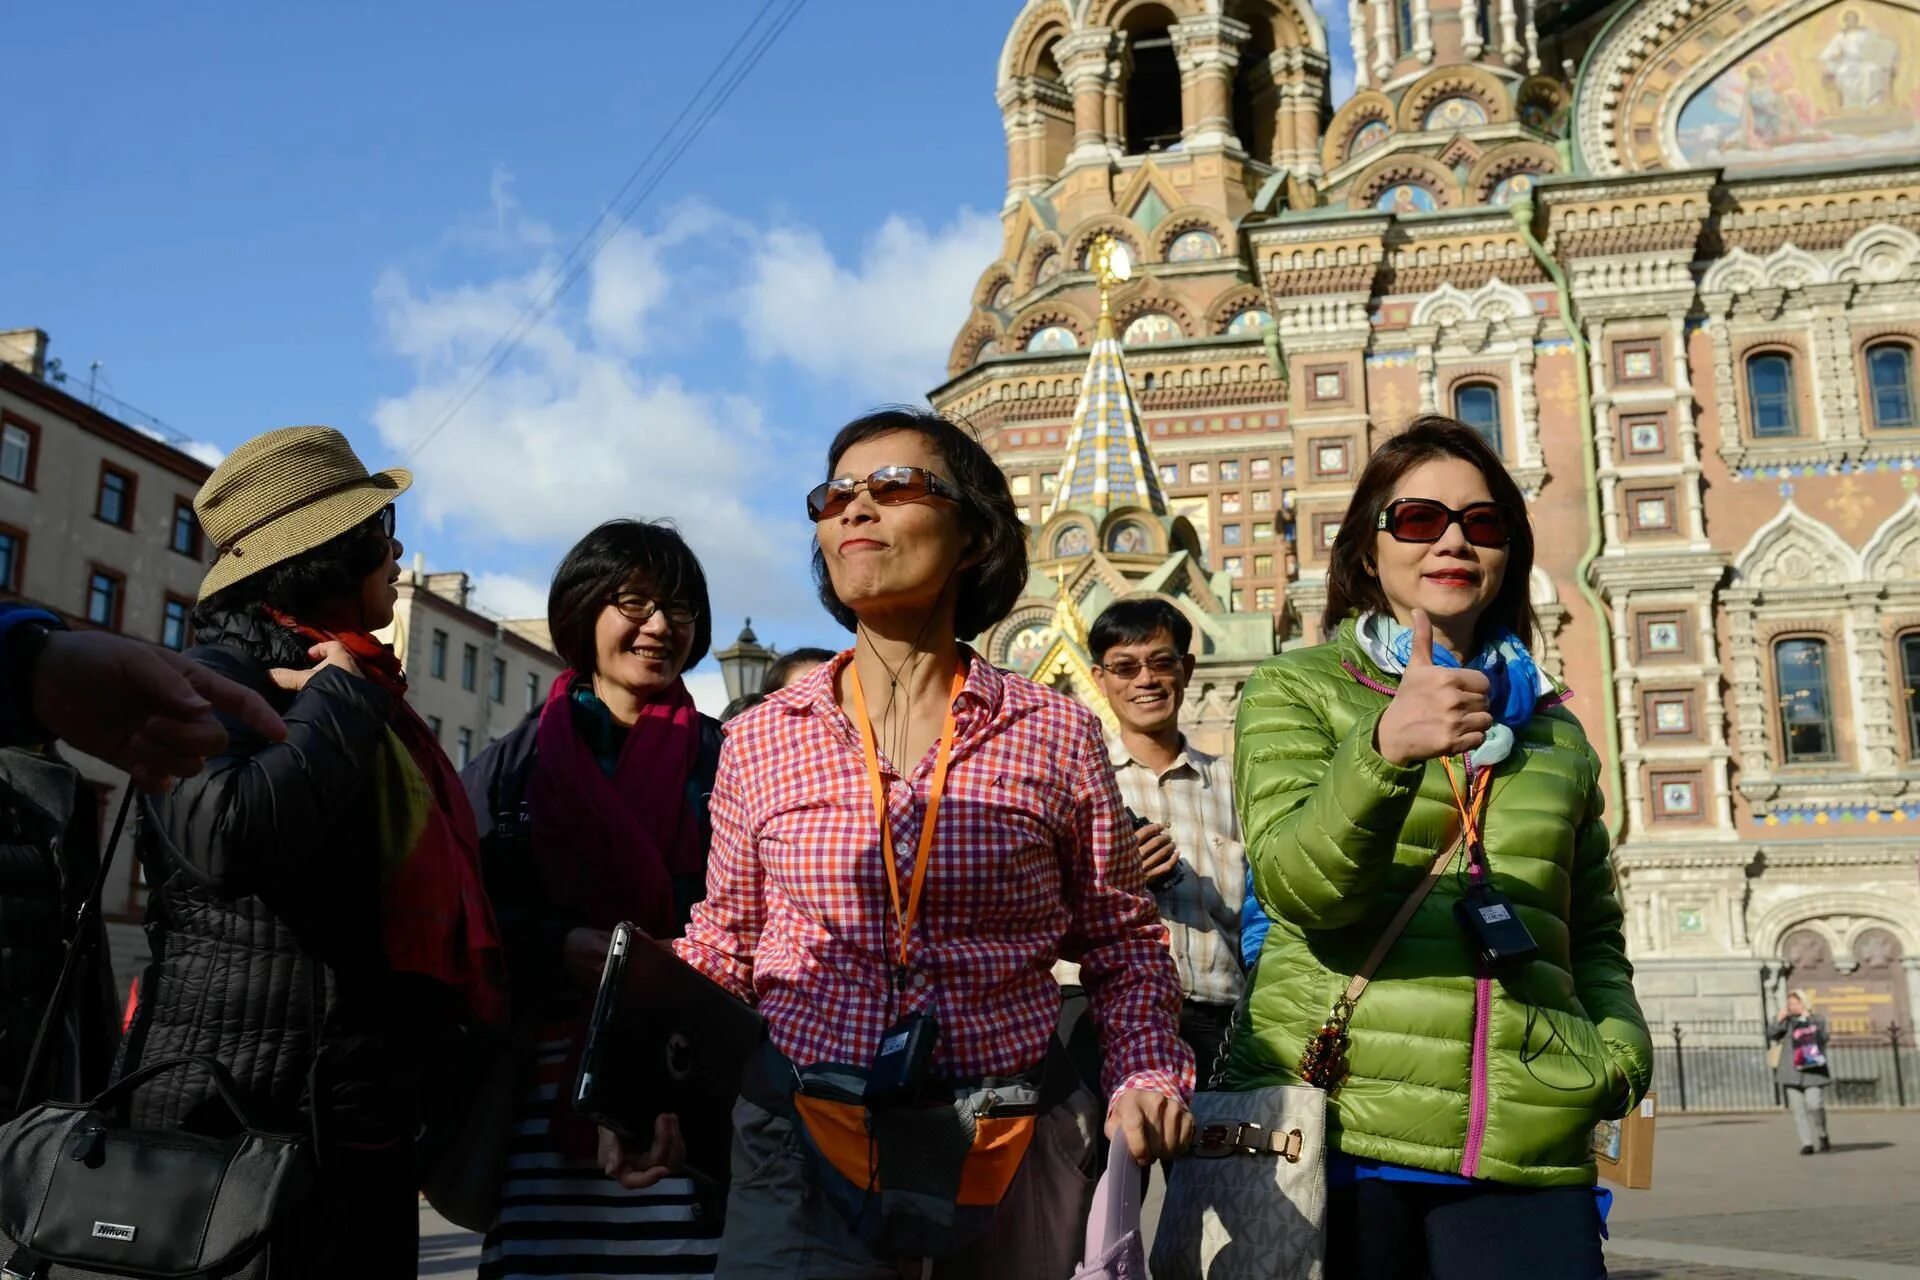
<box><xmin>120</xmin><ymin>426</ymin><xmax>505</xmax><ymax>1277</ymax></box>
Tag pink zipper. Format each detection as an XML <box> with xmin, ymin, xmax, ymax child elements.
<box><xmin>1460</xmin><ymin>756</ymin><xmax>1492</xmax><ymax>1178</ymax></box>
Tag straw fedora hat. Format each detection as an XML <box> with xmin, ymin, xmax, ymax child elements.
<box><xmin>194</xmin><ymin>426</ymin><xmax>411</xmax><ymax>602</ymax></box>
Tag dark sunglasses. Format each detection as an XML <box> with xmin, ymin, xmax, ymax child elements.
<box><xmin>376</xmin><ymin>503</ymin><xmax>396</xmax><ymax>541</ymax></box>
<box><xmin>1098</xmin><ymin>654</ymin><xmax>1183</xmax><ymax>681</ymax></box>
<box><xmin>609</xmin><ymin>594</ymin><xmax>698</xmax><ymax>628</ymax></box>
<box><xmin>807</xmin><ymin>465</ymin><xmax>962</xmax><ymax>522</ymax></box>
<box><xmin>1377</xmin><ymin>498</ymin><xmax>1515</xmax><ymax>548</ymax></box>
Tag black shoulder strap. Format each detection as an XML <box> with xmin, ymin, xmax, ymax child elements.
<box><xmin>13</xmin><ymin>786</ymin><xmax>134</xmax><ymax>1117</ymax></box>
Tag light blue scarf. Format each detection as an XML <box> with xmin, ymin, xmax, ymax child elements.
<box><xmin>1354</xmin><ymin>612</ymin><xmax>1552</xmax><ymax>768</ymax></box>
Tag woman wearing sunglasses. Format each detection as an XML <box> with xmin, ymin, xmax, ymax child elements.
<box><xmin>654</xmin><ymin>407</ymin><xmax>1192</xmax><ymax>1275</ymax></box>
<box><xmin>462</xmin><ymin>519</ymin><xmax>726</xmax><ymax>1277</ymax></box>
<box><xmin>1228</xmin><ymin>417</ymin><xmax>1650</xmax><ymax>1278</ymax></box>
<box><xmin>125</xmin><ymin>426</ymin><xmax>503</xmax><ymax>1278</ymax></box>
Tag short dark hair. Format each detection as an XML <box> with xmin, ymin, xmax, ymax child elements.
<box><xmin>548</xmin><ymin>519</ymin><xmax>713</xmax><ymax>676</ymax></box>
<box><xmin>195</xmin><ymin>513</ymin><xmax>391</xmax><ymax>627</ymax></box>
<box><xmin>762</xmin><ymin>646</ymin><xmax>836</xmax><ymax>694</ymax></box>
<box><xmin>812</xmin><ymin>407</ymin><xmax>1029</xmax><ymax>639</ymax></box>
<box><xmin>720</xmin><ymin>692</ymin><xmax>764</xmax><ymax>723</ymax></box>
<box><xmin>1088</xmin><ymin>598</ymin><xmax>1193</xmax><ymax>665</ymax></box>
<box><xmin>1323</xmin><ymin>415</ymin><xmax>1536</xmax><ymax>647</ymax></box>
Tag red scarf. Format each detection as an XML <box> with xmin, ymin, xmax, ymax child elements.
<box><xmin>271</xmin><ymin>614</ymin><xmax>506</xmax><ymax>1026</ymax></box>
<box><xmin>529</xmin><ymin>672</ymin><xmax>706</xmax><ymax>938</ymax></box>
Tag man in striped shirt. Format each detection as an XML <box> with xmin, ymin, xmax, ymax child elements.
<box><xmin>1090</xmin><ymin>599</ymin><xmax>1248</xmax><ymax>1088</ymax></box>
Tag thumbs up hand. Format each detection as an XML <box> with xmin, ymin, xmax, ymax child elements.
<box><xmin>1375</xmin><ymin>611</ymin><xmax>1495</xmax><ymax>766</ymax></box>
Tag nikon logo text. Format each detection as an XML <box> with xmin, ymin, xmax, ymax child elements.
<box><xmin>91</xmin><ymin>1222</ymin><xmax>137</xmax><ymax>1242</ymax></box>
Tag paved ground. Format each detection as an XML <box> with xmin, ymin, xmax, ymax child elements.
<box><xmin>418</xmin><ymin>1109</ymin><xmax>1920</xmax><ymax>1277</ymax></box>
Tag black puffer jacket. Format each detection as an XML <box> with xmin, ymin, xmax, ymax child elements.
<box><xmin>120</xmin><ymin>608</ymin><xmax>449</xmax><ymax>1146</ymax></box>
<box><xmin>0</xmin><ymin>747</ymin><xmax>116</xmax><ymax>1116</ymax></box>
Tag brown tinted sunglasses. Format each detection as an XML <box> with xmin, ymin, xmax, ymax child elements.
<box><xmin>807</xmin><ymin>466</ymin><xmax>962</xmax><ymax>522</ymax></box>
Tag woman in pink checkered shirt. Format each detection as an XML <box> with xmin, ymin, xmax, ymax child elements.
<box><xmin>611</xmin><ymin>407</ymin><xmax>1193</xmax><ymax>1276</ymax></box>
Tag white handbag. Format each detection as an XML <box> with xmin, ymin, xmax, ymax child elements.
<box><xmin>1150</xmin><ymin>846</ymin><xmax>1456</xmax><ymax>1279</ymax></box>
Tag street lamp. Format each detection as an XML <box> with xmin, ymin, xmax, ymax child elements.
<box><xmin>715</xmin><ymin>619</ymin><xmax>776</xmax><ymax>701</ymax></box>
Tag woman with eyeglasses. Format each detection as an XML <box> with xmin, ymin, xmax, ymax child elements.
<box><xmin>1226</xmin><ymin>417</ymin><xmax>1650</xmax><ymax>1279</ymax></box>
<box><xmin>625</xmin><ymin>407</ymin><xmax>1191</xmax><ymax>1276</ymax></box>
<box><xmin>126</xmin><ymin>426</ymin><xmax>504</xmax><ymax>1278</ymax></box>
<box><xmin>461</xmin><ymin>519</ymin><xmax>726</xmax><ymax>1278</ymax></box>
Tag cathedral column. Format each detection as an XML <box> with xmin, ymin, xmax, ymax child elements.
<box><xmin>1525</xmin><ymin>0</ymin><xmax>1542</xmax><ymax>73</ymax></box>
<box><xmin>1462</xmin><ymin>0</ymin><xmax>1485</xmax><ymax>59</ymax></box>
<box><xmin>1670</xmin><ymin>311</ymin><xmax>1709</xmax><ymax>546</ymax></box>
<box><xmin>1291</xmin><ymin>64</ymin><xmax>1328</xmax><ymax>177</ymax></box>
<box><xmin>1059</xmin><ymin>29</ymin><xmax>1118</xmax><ymax>166</ymax></box>
<box><xmin>1349</xmin><ymin>0</ymin><xmax>1373</xmax><ymax>89</ymax></box>
<box><xmin>998</xmin><ymin>81</ymin><xmax>1043</xmax><ymax>208</ymax></box>
<box><xmin>1497</xmin><ymin>0</ymin><xmax>1524</xmax><ymax>68</ymax></box>
<box><xmin>1410</xmin><ymin>326</ymin><xmax>1440</xmax><ymax>413</ymax></box>
<box><xmin>1413</xmin><ymin>0</ymin><xmax>1436</xmax><ymax>63</ymax></box>
<box><xmin>1371</xmin><ymin>0</ymin><xmax>1396</xmax><ymax>85</ymax></box>
<box><xmin>1173</xmin><ymin>16</ymin><xmax>1252</xmax><ymax>151</ymax></box>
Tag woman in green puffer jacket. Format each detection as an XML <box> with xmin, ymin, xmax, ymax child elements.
<box><xmin>1229</xmin><ymin>417</ymin><xmax>1651</xmax><ymax>1279</ymax></box>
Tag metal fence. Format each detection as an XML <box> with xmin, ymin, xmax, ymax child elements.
<box><xmin>1651</xmin><ymin>1020</ymin><xmax>1919</xmax><ymax>1111</ymax></box>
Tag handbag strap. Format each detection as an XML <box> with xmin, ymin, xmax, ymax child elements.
<box><xmin>13</xmin><ymin>787</ymin><xmax>135</xmax><ymax>1115</ymax></box>
<box><xmin>1340</xmin><ymin>843</ymin><xmax>1458</xmax><ymax>1008</ymax></box>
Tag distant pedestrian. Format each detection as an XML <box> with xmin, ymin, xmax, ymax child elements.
<box><xmin>124</xmin><ymin>425</ymin><xmax>504</xmax><ymax>1279</ymax></box>
<box><xmin>1771</xmin><ymin>989</ymin><xmax>1832</xmax><ymax>1154</ymax></box>
<box><xmin>760</xmin><ymin>646</ymin><xmax>835</xmax><ymax>694</ymax></box>
<box><xmin>463</xmin><ymin>519</ymin><xmax>726</xmax><ymax>1277</ymax></box>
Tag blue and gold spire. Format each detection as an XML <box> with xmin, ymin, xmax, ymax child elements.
<box><xmin>1042</xmin><ymin>236</ymin><xmax>1167</xmax><ymax>523</ymax></box>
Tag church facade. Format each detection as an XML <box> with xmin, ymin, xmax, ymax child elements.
<box><xmin>929</xmin><ymin>0</ymin><xmax>1920</xmax><ymax>1035</ymax></box>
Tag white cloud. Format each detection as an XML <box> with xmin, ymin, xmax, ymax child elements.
<box><xmin>469</xmin><ymin>569</ymin><xmax>549</xmax><ymax>621</ymax></box>
<box><xmin>739</xmin><ymin>210</ymin><xmax>1003</xmax><ymax>402</ymax></box>
<box><xmin>684</xmin><ymin>669</ymin><xmax>731</xmax><ymax>718</ymax></box>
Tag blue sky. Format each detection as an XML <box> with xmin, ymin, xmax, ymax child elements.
<box><xmin>10</xmin><ymin>1</ymin><xmax>1352</xmax><ymax>710</ymax></box>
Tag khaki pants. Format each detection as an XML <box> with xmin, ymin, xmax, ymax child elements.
<box><xmin>713</xmin><ymin>1090</ymin><xmax>1100</xmax><ymax>1280</ymax></box>
<box><xmin>1786</xmin><ymin>1083</ymin><xmax>1829</xmax><ymax>1148</ymax></box>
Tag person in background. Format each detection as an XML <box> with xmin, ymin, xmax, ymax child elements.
<box><xmin>720</xmin><ymin>692</ymin><xmax>764</xmax><ymax>723</ymax></box>
<box><xmin>1230</xmin><ymin>416</ymin><xmax>1650</xmax><ymax>1279</ymax></box>
<box><xmin>0</xmin><ymin>604</ymin><xmax>284</xmax><ymax>789</ymax></box>
<box><xmin>624</xmin><ymin>407</ymin><xmax>1192</xmax><ymax>1276</ymax></box>
<box><xmin>1088</xmin><ymin>597</ymin><xmax>1246</xmax><ymax>1085</ymax></box>
<box><xmin>463</xmin><ymin>518</ymin><xmax>726</xmax><ymax>1277</ymax></box>
<box><xmin>0</xmin><ymin>741</ymin><xmax>118</xmax><ymax>1118</ymax></box>
<box><xmin>123</xmin><ymin>426</ymin><xmax>504</xmax><ymax>1279</ymax></box>
<box><xmin>1771</xmin><ymin>989</ymin><xmax>1832</xmax><ymax>1155</ymax></box>
<box><xmin>760</xmin><ymin>646</ymin><xmax>835</xmax><ymax>694</ymax></box>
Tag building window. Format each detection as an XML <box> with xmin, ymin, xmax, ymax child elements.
<box><xmin>430</xmin><ymin>630</ymin><xmax>448</xmax><ymax>680</ymax></box>
<box><xmin>1123</xmin><ymin>25</ymin><xmax>1182</xmax><ymax>154</ymax></box>
<box><xmin>1253</xmin><ymin>521</ymin><xmax>1273</xmax><ymax>541</ymax></box>
<box><xmin>1190</xmin><ymin>462</ymin><xmax>1211</xmax><ymax>484</ymax></box>
<box><xmin>1220</xmin><ymin>461</ymin><xmax>1242</xmax><ymax>482</ymax></box>
<box><xmin>96</xmin><ymin>465</ymin><xmax>136</xmax><ymax>529</ymax></box>
<box><xmin>1251</xmin><ymin>458</ymin><xmax>1272</xmax><ymax>480</ymax></box>
<box><xmin>1453</xmin><ymin>383</ymin><xmax>1502</xmax><ymax>452</ymax></box>
<box><xmin>428</xmin><ymin>715</ymin><xmax>443</xmax><ymax>741</ymax></box>
<box><xmin>1868</xmin><ymin>343</ymin><xmax>1915</xmax><ymax>429</ymax></box>
<box><xmin>1395</xmin><ymin>0</ymin><xmax>1416</xmax><ymax>51</ymax></box>
<box><xmin>170</xmin><ymin>500</ymin><xmax>201</xmax><ymax>558</ymax></box>
<box><xmin>490</xmin><ymin>657</ymin><xmax>507</xmax><ymax>704</ymax></box>
<box><xmin>461</xmin><ymin>644</ymin><xmax>478</xmax><ymax>692</ymax></box>
<box><xmin>161</xmin><ymin>598</ymin><xmax>192</xmax><ymax>651</ymax></box>
<box><xmin>1254</xmin><ymin>554</ymin><xmax>1274</xmax><ymax>576</ymax></box>
<box><xmin>1901</xmin><ymin>633</ymin><xmax>1920</xmax><ymax>759</ymax></box>
<box><xmin>1252</xmin><ymin>491</ymin><xmax>1273</xmax><ymax>512</ymax></box>
<box><xmin>1158</xmin><ymin>463</ymin><xmax>1180</xmax><ymax>485</ymax></box>
<box><xmin>0</xmin><ymin>420</ymin><xmax>34</xmax><ymax>488</ymax></box>
<box><xmin>1746</xmin><ymin>352</ymin><xmax>1798</xmax><ymax>437</ymax></box>
<box><xmin>1774</xmin><ymin>637</ymin><xmax>1836</xmax><ymax>764</ymax></box>
<box><xmin>456</xmin><ymin>727</ymin><xmax>474</xmax><ymax>768</ymax></box>
<box><xmin>1221</xmin><ymin>523</ymin><xmax>1244</xmax><ymax>547</ymax></box>
<box><xmin>1255</xmin><ymin>587</ymin><xmax>1276</xmax><ymax>610</ymax></box>
<box><xmin>0</xmin><ymin>528</ymin><xmax>21</xmax><ymax>593</ymax></box>
<box><xmin>86</xmin><ymin>569</ymin><xmax>124</xmax><ymax>630</ymax></box>
<box><xmin>1221</xmin><ymin>492</ymin><xmax>1242</xmax><ymax>515</ymax></box>
<box><xmin>526</xmin><ymin>672</ymin><xmax>541</xmax><ymax>713</ymax></box>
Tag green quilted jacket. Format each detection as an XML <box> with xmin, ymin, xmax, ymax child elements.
<box><xmin>1224</xmin><ymin>619</ymin><xmax>1652</xmax><ymax>1187</ymax></box>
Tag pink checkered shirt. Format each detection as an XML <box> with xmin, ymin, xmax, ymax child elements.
<box><xmin>675</xmin><ymin>650</ymin><xmax>1193</xmax><ymax>1102</ymax></box>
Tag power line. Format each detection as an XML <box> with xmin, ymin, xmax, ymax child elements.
<box><xmin>405</xmin><ymin>0</ymin><xmax>810</xmax><ymax>461</ymax></box>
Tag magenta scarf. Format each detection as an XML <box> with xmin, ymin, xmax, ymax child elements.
<box><xmin>528</xmin><ymin>672</ymin><xmax>706</xmax><ymax>938</ymax></box>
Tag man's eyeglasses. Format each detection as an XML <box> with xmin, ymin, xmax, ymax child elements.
<box><xmin>376</xmin><ymin>503</ymin><xmax>396</xmax><ymax>541</ymax></box>
<box><xmin>609</xmin><ymin>594</ymin><xmax>698</xmax><ymax>628</ymax></box>
<box><xmin>1376</xmin><ymin>498</ymin><xmax>1515</xmax><ymax>549</ymax></box>
<box><xmin>1097</xmin><ymin>654</ymin><xmax>1183</xmax><ymax>681</ymax></box>
<box><xmin>807</xmin><ymin>466</ymin><xmax>962</xmax><ymax>522</ymax></box>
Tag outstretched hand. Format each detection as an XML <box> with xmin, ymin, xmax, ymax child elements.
<box><xmin>1374</xmin><ymin>610</ymin><xmax>1494</xmax><ymax>767</ymax></box>
<box><xmin>29</xmin><ymin>629</ymin><xmax>286</xmax><ymax>790</ymax></box>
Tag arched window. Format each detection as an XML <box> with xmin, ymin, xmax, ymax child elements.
<box><xmin>1775</xmin><ymin>637</ymin><xmax>1836</xmax><ymax>764</ymax></box>
<box><xmin>1453</xmin><ymin>382</ymin><xmax>1503</xmax><ymax>452</ymax></box>
<box><xmin>1901</xmin><ymin>632</ymin><xmax>1920</xmax><ymax>759</ymax></box>
<box><xmin>1396</xmin><ymin>0</ymin><xmax>1417</xmax><ymax>54</ymax></box>
<box><xmin>1231</xmin><ymin>15</ymin><xmax>1278</xmax><ymax>162</ymax></box>
<box><xmin>1123</xmin><ymin>8</ymin><xmax>1183</xmax><ymax>154</ymax></box>
<box><xmin>1746</xmin><ymin>352</ymin><xmax>1799</xmax><ymax>438</ymax></box>
<box><xmin>1868</xmin><ymin>342</ymin><xmax>1915</xmax><ymax>428</ymax></box>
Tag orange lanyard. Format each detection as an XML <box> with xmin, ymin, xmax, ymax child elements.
<box><xmin>847</xmin><ymin>663</ymin><xmax>967</xmax><ymax>970</ymax></box>
<box><xmin>1439</xmin><ymin>756</ymin><xmax>1493</xmax><ymax>862</ymax></box>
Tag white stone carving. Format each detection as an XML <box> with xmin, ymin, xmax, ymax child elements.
<box><xmin>1732</xmin><ymin>503</ymin><xmax>1860</xmax><ymax>590</ymax></box>
<box><xmin>1861</xmin><ymin>497</ymin><xmax>1920</xmax><ymax>583</ymax></box>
